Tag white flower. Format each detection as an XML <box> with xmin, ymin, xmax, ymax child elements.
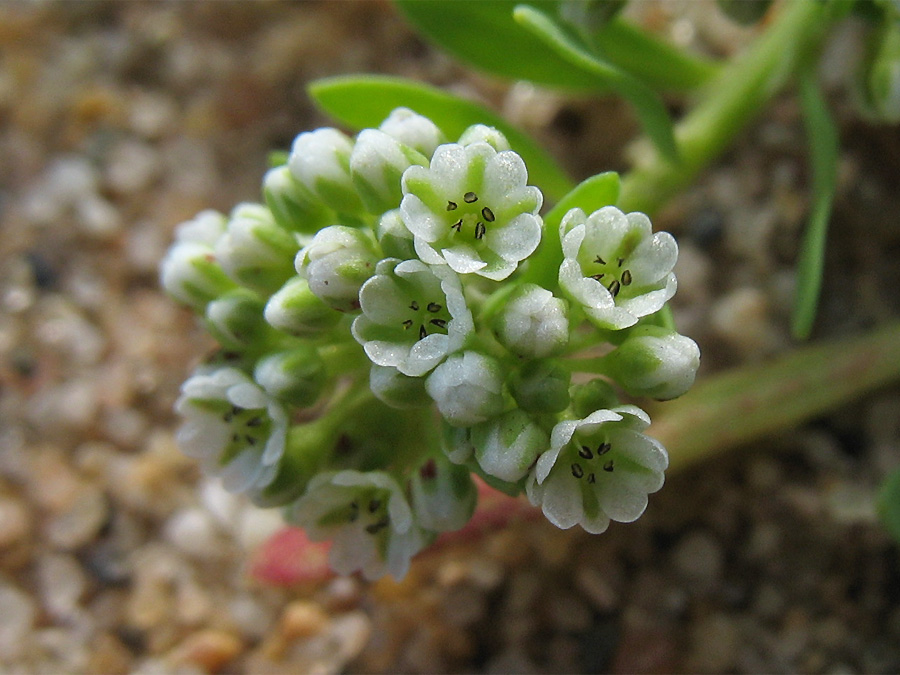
<box><xmin>558</xmin><ymin>206</ymin><xmax>677</xmax><ymax>330</ymax></box>
<box><xmin>352</xmin><ymin>259</ymin><xmax>473</xmax><ymax>377</ymax></box>
<box><xmin>350</xmin><ymin>129</ymin><xmax>428</xmax><ymax>214</ymax></box>
<box><xmin>378</xmin><ymin>107</ymin><xmax>445</xmax><ymax>158</ymax></box>
<box><xmin>400</xmin><ymin>142</ymin><xmax>543</xmax><ymax>280</ymax></box>
<box><xmin>295</xmin><ymin>225</ymin><xmax>379</xmax><ymax>312</ymax></box>
<box><xmin>215</xmin><ymin>203</ymin><xmax>300</xmax><ymax>295</ymax></box>
<box><xmin>495</xmin><ymin>283</ymin><xmax>569</xmax><ymax>358</ymax></box>
<box><xmin>288</xmin><ymin>128</ymin><xmax>363</xmax><ymax>214</ymax></box>
<box><xmin>410</xmin><ymin>457</ymin><xmax>477</xmax><ymax>532</ymax></box>
<box><xmin>159</xmin><ymin>210</ymin><xmax>235</xmax><ymax>309</ymax></box>
<box><xmin>603</xmin><ymin>327</ymin><xmax>700</xmax><ymax>400</ymax></box>
<box><xmin>289</xmin><ymin>470</ymin><xmax>428</xmax><ymax>580</ymax></box>
<box><xmin>175</xmin><ymin>367</ymin><xmax>288</xmax><ymax>495</ymax></box>
<box><xmin>471</xmin><ymin>409</ymin><xmax>549</xmax><ymax>482</ymax></box>
<box><xmin>526</xmin><ymin>406</ymin><xmax>668</xmax><ymax>533</ymax></box>
<box><xmin>425</xmin><ymin>351</ymin><xmax>505</xmax><ymax>427</ymax></box>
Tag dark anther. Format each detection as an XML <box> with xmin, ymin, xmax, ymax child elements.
<box><xmin>597</xmin><ymin>442</ymin><xmax>611</xmax><ymax>455</ymax></box>
<box><xmin>475</xmin><ymin>222</ymin><xmax>486</xmax><ymax>240</ymax></box>
<box><xmin>409</xmin><ymin>301</ymin><xmax>419</xmax><ymax>311</ymax></box>
<box><xmin>349</xmin><ymin>501</ymin><xmax>359</xmax><ymax>522</ymax></box>
<box><xmin>245</xmin><ymin>435</ymin><xmax>256</xmax><ymax>446</ymax></box>
<box><xmin>447</xmin><ymin>201</ymin><xmax>458</xmax><ymax>211</ymax></box>
<box><xmin>368</xmin><ymin>499</ymin><xmax>381</xmax><ymax>513</ymax></box>
<box><xmin>591</xmin><ymin>273</ymin><xmax>605</xmax><ymax>281</ymax></box>
<box><xmin>594</xmin><ymin>255</ymin><xmax>606</xmax><ymax>265</ymax></box>
<box><xmin>578</xmin><ymin>445</ymin><xmax>593</xmax><ymax>460</ymax></box>
<box><xmin>603</xmin><ymin>460</ymin><xmax>615</xmax><ymax>472</ymax></box>
<box><xmin>587</xmin><ymin>473</ymin><xmax>596</xmax><ymax>484</ymax></box>
<box><xmin>402</xmin><ymin>319</ymin><xmax>413</xmax><ymax>330</ymax></box>
<box><xmin>571</xmin><ymin>463</ymin><xmax>584</xmax><ymax>479</ymax></box>
<box><xmin>246</xmin><ymin>416</ymin><xmax>263</xmax><ymax>427</ymax></box>
<box><xmin>366</xmin><ymin>518</ymin><xmax>390</xmax><ymax>534</ymax></box>
<box><xmin>617</xmin><ymin>257</ymin><xmax>624</xmax><ymax>267</ymax></box>
<box><xmin>430</xmin><ymin>318</ymin><xmax>447</xmax><ymax>329</ymax></box>
<box><xmin>481</xmin><ymin>207</ymin><xmax>495</xmax><ymax>222</ymax></box>
<box><xmin>419</xmin><ymin>325</ymin><xmax>428</xmax><ymax>340</ymax></box>
<box><xmin>451</xmin><ymin>219</ymin><xmax>462</xmax><ymax>232</ymax></box>
<box><xmin>420</xmin><ymin>459</ymin><xmax>437</xmax><ymax>480</ymax></box>
<box><xmin>427</xmin><ymin>302</ymin><xmax>442</xmax><ymax>313</ymax></box>
<box><xmin>464</xmin><ymin>191</ymin><xmax>478</xmax><ymax>203</ymax></box>
<box><xmin>621</xmin><ymin>269</ymin><xmax>632</xmax><ymax>286</ymax></box>
<box><xmin>608</xmin><ymin>280</ymin><xmax>621</xmax><ymax>297</ymax></box>
<box><xmin>223</xmin><ymin>411</ymin><xmax>234</xmax><ymax>422</ymax></box>
<box><xmin>231</xmin><ymin>434</ymin><xmax>240</xmax><ymax>443</ymax></box>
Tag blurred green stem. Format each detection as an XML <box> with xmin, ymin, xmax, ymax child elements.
<box><xmin>618</xmin><ymin>0</ymin><xmax>833</xmax><ymax>214</ymax></box>
<box><xmin>650</xmin><ymin>321</ymin><xmax>900</xmax><ymax>470</ymax></box>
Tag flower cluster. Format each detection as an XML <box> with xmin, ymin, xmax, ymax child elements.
<box><xmin>161</xmin><ymin>108</ymin><xmax>699</xmax><ymax>580</ymax></box>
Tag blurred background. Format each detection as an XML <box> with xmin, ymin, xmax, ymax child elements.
<box><xmin>1</xmin><ymin>1</ymin><xmax>899</xmax><ymax>672</ymax></box>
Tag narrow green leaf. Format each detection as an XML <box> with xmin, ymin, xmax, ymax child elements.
<box><xmin>394</xmin><ymin>0</ymin><xmax>600</xmax><ymax>91</ymax></box>
<box><xmin>792</xmin><ymin>72</ymin><xmax>838</xmax><ymax>340</ymax></box>
<box><xmin>513</xmin><ymin>4</ymin><xmax>680</xmax><ymax>162</ymax></box>
<box><xmin>307</xmin><ymin>75</ymin><xmax>575</xmax><ymax>202</ymax></box>
<box><xmin>878</xmin><ymin>466</ymin><xmax>900</xmax><ymax>544</ymax></box>
<box><xmin>523</xmin><ymin>172</ymin><xmax>620</xmax><ymax>288</ymax></box>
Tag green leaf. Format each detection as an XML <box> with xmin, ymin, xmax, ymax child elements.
<box><xmin>513</xmin><ymin>4</ymin><xmax>680</xmax><ymax>162</ymax></box>
<box><xmin>878</xmin><ymin>466</ymin><xmax>900</xmax><ymax>544</ymax></box>
<box><xmin>792</xmin><ymin>71</ymin><xmax>838</xmax><ymax>340</ymax></box>
<box><xmin>394</xmin><ymin>0</ymin><xmax>600</xmax><ymax>90</ymax></box>
<box><xmin>523</xmin><ymin>171</ymin><xmax>620</xmax><ymax>288</ymax></box>
<box><xmin>307</xmin><ymin>75</ymin><xmax>575</xmax><ymax>202</ymax></box>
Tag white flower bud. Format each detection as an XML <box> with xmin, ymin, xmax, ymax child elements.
<box><xmin>160</xmin><ymin>210</ymin><xmax>236</xmax><ymax>310</ymax></box>
<box><xmin>495</xmin><ymin>283</ymin><xmax>569</xmax><ymax>358</ymax></box>
<box><xmin>425</xmin><ymin>351</ymin><xmax>505</xmax><ymax>427</ymax></box>
<box><xmin>264</xmin><ymin>276</ymin><xmax>342</xmax><ymax>337</ymax></box>
<box><xmin>471</xmin><ymin>409</ymin><xmax>549</xmax><ymax>482</ymax></box>
<box><xmin>262</xmin><ymin>165</ymin><xmax>331</xmax><ymax>233</ymax></box>
<box><xmin>508</xmin><ymin>359</ymin><xmax>571</xmax><ymax>413</ymax></box>
<box><xmin>379</xmin><ymin>107</ymin><xmax>445</xmax><ymax>158</ymax></box>
<box><xmin>410</xmin><ymin>457</ymin><xmax>477</xmax><ymax>532</ymax></box>
<box><xmin>215</xmin><ymin>203</ymin><xmax>300</xmax><ymax>294</ymax></box>
<box><xmin>288</xmin><ymin>127</ymin><xmax>363</xmax><ymax>214</ymax></box>
<box><xmin>295</xmin><ymin>225</ymin><xmax>379</xmax><ymax>312</ymax></box>
<box><xmin>369</xmin><ymin>365</ymin><xmax>430</xmax><ymax>409</ymax></box>
<box><xmin>602</xmin><ymin>327</ymin><xmax>700</xmax><ymax>400</ymax></box>
<box><xmin>350</xmin><ymin>129</ymin><xmax>428</xmax><ymax>214</ymax></box>
<box><xmin>254</xmin><ymin>346</ymin><xmax>327</xmax><ymax>407</ymax></box>
<box><xmin>205</xmin><ymin>288</ymin><xmax>269</xmax><ymax>349</ymax></box>
<box><xmin>458</xmin><ymin>124</ymin><xmax>511</xmax><ymax>151</ymax></box>
<box><xmin>376</xmin><ymin>209</ymin><xmax>416</xmax><ymax>260</ymax></box>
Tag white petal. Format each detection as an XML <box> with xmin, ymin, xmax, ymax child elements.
<box><xmin>400</xmin><ymin>193</ymin><xmax>445</xmax><ymax>241</ymax></box>
<box><xmin>485</xmin><ymin>213</ymin><xmax>541</xmax><ymax>262</ymax></box>
<box><xmin>595</xmin><ymin>476</ymin><xmax>650</xmax><ymax>523</ymax></box>
<box><xmin>540</xmin><ymin>471</ymin><xmax>583</xmax><ymax>530</ymax></box>
<box><xmin>442</xmin><ymin>245</ymin><xmax>487</xmax><ymax>274</ymax></box>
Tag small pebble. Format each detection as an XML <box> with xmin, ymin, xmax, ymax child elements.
<box><xmin>0</xmin><ymin>583</ymin><xmax>37</xmax><ymax>660</ymax></box>
<box><xmin>169</xmin><ymin>629</ymin><xmax>243</xmax><ymax>673</ymax></box>
<box><xmin>0</xmin><ymin>495</ymin><xmax>32</xmax><ymax>548</ymax></box>
<box><xmin>37</xmin><ymin>553</ymin><xmax>88</xmax><ymax>620</ymax></box>
<box><xmin>279</xmin><ymin>600</ymin><xmax>331</xmax><ymax>640</ymax></box>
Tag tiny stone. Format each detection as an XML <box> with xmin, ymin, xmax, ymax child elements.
<box><xmin>236</xmin><ymin>504</ymin><xmax>284</xmax><ymax>551</ymax></box>
<box><xmin>671</xmin><ymin>530</ymin><xmax>724</xmax><ymax>586</ymax></box>
<box><xmin>164</xmin><ymin>508</ymin><xmax>224</xmax><ymax>559</ymax></box>
<box><xmin>575</xmin><ymin>564</ymin><xmax>619</xmax><ymax>611</ymax></box>
<box><xmin>0</xmin><ymin>495</ymin><xmax>31</xmax><ymax>548</ymax></box>
<box><xmin>687</xmin><ymin>612</ymin><xmax>739</xmax><ymax>672</ymax></box>
<box><xmin>38</xmin><ymin>553</ymin><xmax>88</xmax><ymax>621</ymax></box>
<box><xmin>169</xmin><ymin>629</ymin><xmax>243</xmax><ymax>673</ymax></box>
<box><xmin>0</xmin><ymin>583</ymin><xmax>37</xmax><ymax>660</ymax></box>
<box><xmin>46</xmin><ymin>484</ymin><xmax>109</xmax><ymax>550</ymax></box>
<box><xmin>279</xmin><ymin>600</ymin><xmax>331</xmax><ymax>640</ymax></box>
<box><xmin>76</xmin><ymin>193</ymin><xmax>122</xmax><ymax>239</ymax></box>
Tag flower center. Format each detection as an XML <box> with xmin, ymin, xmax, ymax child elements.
<box><xmin>346</xmin><ymin>491</ymin><xmax>391</xmax><ymax>535</ymax></box>
<box><xmin>401</xmin><ymin>298</ymin><xmax>450</xmax><ymax>340</ymax></box>
<box><xmin>586</xmin><ymin>254</ymin><xmax>633</xmax><ymax>298</ymax></box>
<box><xmin>569</xmin><ymin>437</ymin><xmax>614</xmax><ymax>484</ymax></box>
<box><xmin>221</xmin><ymin>404</ymin><xmax>272</xmax><ymax>464</ymax></box>
<box><xmin>446</xmin><ymin>192</ymin><xmax>495</xmax><ymax>241</ymax></box>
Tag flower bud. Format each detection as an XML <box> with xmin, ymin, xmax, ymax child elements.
<box><xmin>376</xmin><ymin>209</ymin><xmax>416</xmax><ymax>260</ymax></box>
<box><xmin>569</xmin><ymin>378</ymin><xmax>620</xmax><ymax>419</ymax></box>
<box><xmin>295</xmin><ymin>225</ymin><xmax>379</xmax><ymax>312</ymax></box>
<box><xmin>471</xmin><ymin>409</ymin><xmax>549</xmax><ymax>482</ymax></box>
<box><xmin>602</xmin><ymin>327</ymin><xmax>700</xmax><ymax>400</ymax></box>
<box><xmin>262</xmin><ymin>165</ymin><xmax>332</xmax><ymax>233</ymax></box>
<box><xmin>425</xmin><ymin>351</ymin><xmax>505</xmax><ymax>427</ymax></box>
<box><xmin>369</xmin><ymin>365</ymin><xmax>430</xmax><ymax>409</ymax></box>
<box><xmin>350</xmin><ymin>129</ymin><xmax>428</xmax><ymax>214</ymax></box>
<box><xmin>410</xmin><ymin>457</ymin><xmax>477</xmax><ymax>532</ymax></box>
<box><xmin>458</xmin><ymin>124</ymin><xmax>511</xmax><ymax>151</ymax></box>
<box><xmin>288</xmin><ymin>128</ymin><xmax>363</xmax><ymax>214</ymax></box>
<box><xmin>264</xmin><ymin>276</ymin><xmax>342</xmax><ymax>337</ymax></box>
<box><xmin>379</xmin><ymin>107</ymin><xmax>445</xmax><ymax>158</ymax></box>
<box><xmin>205</xmin><ymin>288</ymin><xmax>270</xmax><ymax>350</ymax></box>
<box><xmin>495</xmin><ymin>283</ymin><xmax>569</xmax><ymax>358</ymax></box>
<box><xmin>253</xmin><ymin>346</ymin><xmax>327</xmax><ymax>407</ymax></box>
<box><xmin>215</xmin><ymin>203</ymin><xmax>300</xmax><ymax>294</ymax></box>
<box><xmin>159</xmin><ymin>210</ymin><xmax>236</xmax><ymax>310</ymax></box>
<box><xmin>508</xmin><ymin>359</ymin><xmax>571</xmax><ymax>414</ymax></box>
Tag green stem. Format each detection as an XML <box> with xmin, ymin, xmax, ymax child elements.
<box><xmin>618</xmin><ymin>0</ymin><xmax>834</xmax><ymax>215</ymax></box>
<box><xmin>649</xmin><ymin>320</ymin><xmax>900</xmax><ymax>471</ymax></box>
<box><xmin>318</xmin><ymin>339</ymin><xmax>368</xmax><ymax>378</ymax></box>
